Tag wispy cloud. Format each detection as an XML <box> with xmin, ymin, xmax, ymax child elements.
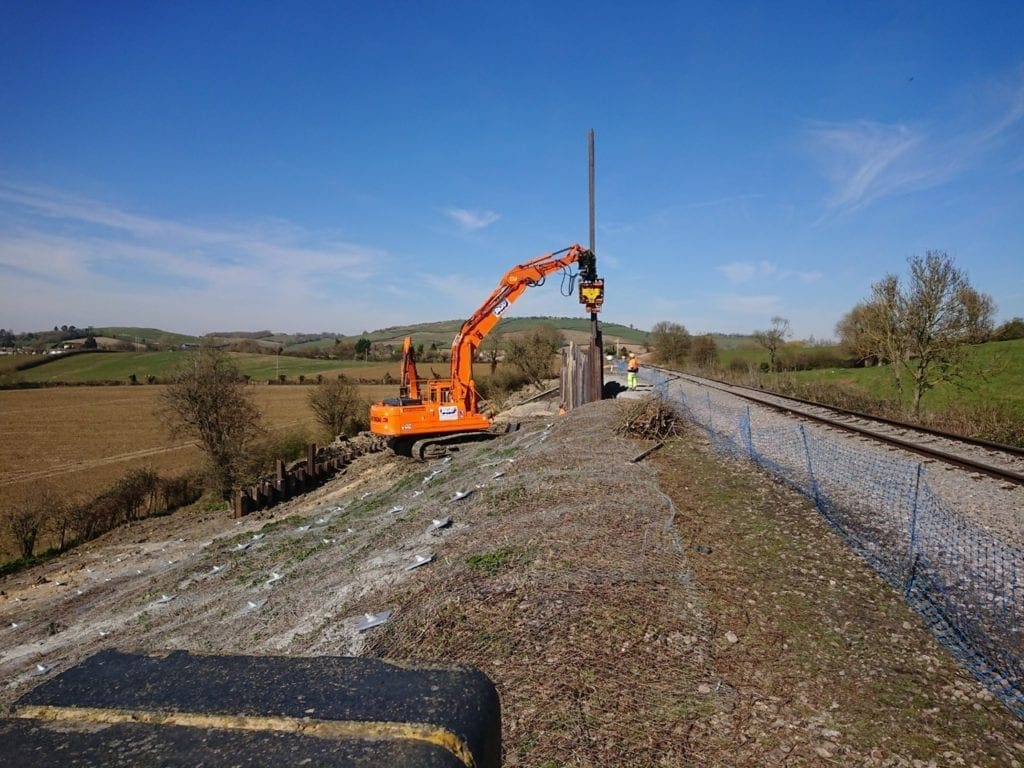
<box><xmin>718</xmin><ymin>260</ymin><xmax>822</xmax><ymax>285</ymax></box>
<box><xmin>0</xmin><ymin>180</ymin><xmax>387</xmax><ymax>333</ymax></box>
<box><xmin>809</xmin><ymin>121</ymin><xmax>930</xmax><ymax>213</ymax></box>
<box><xmin>443</xmin><ymin>207</ymin><xmax>500</xmax><ymax>232</ymax></box>
<box><xmin>808</xmin><ymin>72</ymin><xmax>1024</xmax><ymax>215</ymax></box>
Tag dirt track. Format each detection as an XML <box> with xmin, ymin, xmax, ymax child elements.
<box><xmin>1</xmin><ymin>398</ymin><xmax>1021</xmax><ymax>766</ymax></box>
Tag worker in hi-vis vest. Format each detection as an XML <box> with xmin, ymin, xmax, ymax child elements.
<box><xmin>627</xmin><ymin>352</ymin><xmax>639</xmax><ymax>390</ymax></box>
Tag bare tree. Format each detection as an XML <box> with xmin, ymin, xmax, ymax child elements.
<box><xmin>484</xmin><ymin>334</ymin><xmax>502</xmax><ymax>375</ymax></box>
<box><xmin>690</xmin><ymin>334</ymin><xmax>718</xmax><ymax>370</ymax></box>
<box><xmin>47</xmin><ymin>494</ymin><xmax>77</xmax><ymax>552</ymax></box>
<box><xmin>958</xmin><ymin>285</ymin><xmax>996</xmax><ymax>343</ymax></box>
<box><xmin>6</xmin><ymin>500</ymin><xmax>47</xmax><ymax>559</ymax></box>
<box><xmin>506</xmin><ymin>324</ymin><xmax>564</xmax><ymax>386</ymax></box>
<box><xmin>161</xmin><ymin>346</ymin><xmax>264</xmax><ymax>500</ymax></box>
<box><xmin>902</xmin><ymin>251</ymin><xmax>995</xmax><ymax>414</ymax></box>
<box><xmin>836</xmin><ymin>277</ymin><xmax>907</xmax><ymax>399</ymax></box>
<box><xmin>308</xmin><ymin>376</ymin><xmax>368</xmax><ymax>438</ymax></box>
<box><xmin>650</xmin><ymin>321</ymin><xmax>691</xmax><ymax>366</ymax></box>
<box><xmin>753</xmin><ymin>316</ymin><xmax>791</xmax><ymax>372</ymax></box>
<box><xmin>837</xmin><ymin>251</ymin><xmax>996</xmax><ymax>415</ymax></box>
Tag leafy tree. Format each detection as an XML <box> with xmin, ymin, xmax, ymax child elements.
<box><xmin>355</xmin><ymin>337</ymin><xmax>372</xmax><ymax>358</ymax></box>
<box><xmin>83</xmin><ymin>335</ymin><xmax>98</xmax><ymax>349</ymax></box>
<box><xmin>160</xmin><ymin>346</ymin><xmax>264</xmax><ymax>499</ymax></box>
<box><xmin>752</xmin><ymin>316</ymin><xmax>791</xmax><ymax>372</ymax></box>
<box><xmin>506</xmin><ymin>324</ymin><xmax>564</xmax><ymax>386</ymax></box>
<box><xmin>690</xmin><ymin>334</ymin><xmax>719</xmax><ymax>370</ymax></box>
<box><xmin>308</xmin><ymin>377</ymin><xmax>368</xmax><ymax>438</ymax></box>
<box><xmin>650</xmin><ymin>321</ymin><xmax>691</xmax><ymax>366</ymax></box>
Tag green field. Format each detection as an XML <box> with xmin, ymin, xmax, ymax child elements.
<box><xmin>0</xmin><ymin>350</ymin><xmax>508</xmax><ymax>386</ymax></box>
<box><xmin>0</xmin><ymin>356</ymin><xmax>24</xmax><ymax>373</ymax></box>
<box><xmin>2</xmin><ymin>352</ymin><xmax>389</xmax><ymax>384</ymax></box>
<box><xmin>782</xmin><ymin>339</ymin><xmax>1024</xmax><ymax>416</ymax></box>
<box><xmin>717</xmin><ymin>344</ymin><xmax>767</xmax><ymax>369</ymax></box>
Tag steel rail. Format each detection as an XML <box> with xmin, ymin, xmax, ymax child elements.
<box><xmin>687</xmin><ymin>372</ymin><xmax>1024</xmax><ymax>457</ymax></box>
<box><xmin>651</xmin><ymin>368</ymin><xmax>1024</xmax><ymax>485</ymax></box>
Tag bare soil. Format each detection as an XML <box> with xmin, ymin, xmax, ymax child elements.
<box><xmin>0</xmin><ymin>384</ymin><xmax>391</xmax><ymax>559</ymax></box>
<box><xmin>1</xmin><ymin>397</ymin><xmax>1021</xmax><ymax>766</ymax></box>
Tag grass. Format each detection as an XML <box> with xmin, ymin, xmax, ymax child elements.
<box><xmin>706</xmin><ymin>338</ymin><xmax>1024</xmax><ymax>418</ymax></box>
<box><xmin>2</xmin><ymin>350</ymin><xmax>499</xmax><ymax>386</ymax></box>
<box><xmin>465</xmin><ymin>546</ymin><xmax>529</xmax><ymax>576</ymax></box>
<box><xmin>717</xmin><ymin>343</ymin><xmax>768</xmax><ymax>369</ymax></box>
<box><xmin>0</xmin><ymin>355</ymin><xmax>25</xmax><ymax>373</ymax></box>
<box><xmin>783</xmin><ymin>338</ymin><xmax>1024</xmax><ymax>415</ymax></box>
<box><xmin>653</xmin><ymin>434</ymin><xmax>1023</xmax><ymax>764</ymax></box>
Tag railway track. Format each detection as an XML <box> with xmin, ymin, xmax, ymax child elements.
<box><xmin>653</xmin><ymin>369</ymin><xmax>1024</xmax><ymax>486</ymax></box>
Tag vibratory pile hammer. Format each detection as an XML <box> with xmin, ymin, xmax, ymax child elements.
<box><xmin>370</xmin><ymin>244</ymin><xmax>603</xmax><ymax>458</ymax></box>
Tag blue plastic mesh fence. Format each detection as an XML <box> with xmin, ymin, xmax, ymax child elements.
<box><xmin>642</xmin><ymin>368</ymin><xmax>1024</xmax><ymax>718</ymax></box>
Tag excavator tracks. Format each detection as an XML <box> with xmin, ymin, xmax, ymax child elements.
<box><xmin>391</xmin><ymin>423</ymin><xmax>520</xmax><ymax>461</ymax></box>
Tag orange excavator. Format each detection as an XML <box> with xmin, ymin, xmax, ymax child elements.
<box><xmin>370</xmin><ymin>244</ymin><xmax>603</xmax><ymax>458</ymax></box>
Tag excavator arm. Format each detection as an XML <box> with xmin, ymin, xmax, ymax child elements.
<box><xmin>449</xmin><ymin>243</ymin><xmax>595</xmax><ymax>414</ymax></box>
<box><xmin>370</xmin><ymin>243</ymin><xmax>600</xmax><ymax>449</ymax></box>
<box><xmin>399</xmin><ymin>336</ymin><xmax>420</xmax><ymax>401</ymax></box>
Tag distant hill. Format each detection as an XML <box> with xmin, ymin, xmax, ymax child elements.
<box><xmin>187</xmin><ymin>318</ymin><xmax>649</xmax><ymax>354</ymax></box>
<box><xmin>2</xmin><ymin>322</ymin><xmax>765</xmax><ymax>357</ymax></box>
<box><xmin>91</xmin><ymin>327</ymin><xmax>201</xmax><ymax>347</ymax></box>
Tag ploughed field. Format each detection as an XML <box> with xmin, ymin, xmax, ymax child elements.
<box><xmin>0</xmin><ymin>384</ymin><xmax>394</xmax><ymax>560</ymax></box>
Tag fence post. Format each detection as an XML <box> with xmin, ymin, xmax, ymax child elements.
<box><xmin>904</xmin><ymin>463</ymin><xmax>924</xmax><ymax>596</ymax></box>
<box><xmin>798</xmin><ymin>424</ymin><xmax>822</xmax><ymax>510</ymax></box>
<box><xmin>307</xmin><ymin>444</ymin><xmax>317</xmax><ymax>479</ymax></box>
<box><xmin>743</xmin><ymin>405</ymin><xmax>754</xmax><ymax>459</ymax></box>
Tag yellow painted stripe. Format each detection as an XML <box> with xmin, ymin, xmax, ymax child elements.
<box><xmin>15</xmin><ymin>704</ymin><xmax>476</xmax><ymax>768</ymax></box>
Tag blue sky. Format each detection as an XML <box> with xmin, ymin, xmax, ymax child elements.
<box><xmin>1</xmin><ymin>2</ymin><xmax>1022</xmax><ymax>339</ymax></box>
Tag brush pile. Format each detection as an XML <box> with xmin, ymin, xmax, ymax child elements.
<box><xmin>615</xmin><ymin>395</ymin><xmax>686</xmax><ymax>440</ymax></box>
